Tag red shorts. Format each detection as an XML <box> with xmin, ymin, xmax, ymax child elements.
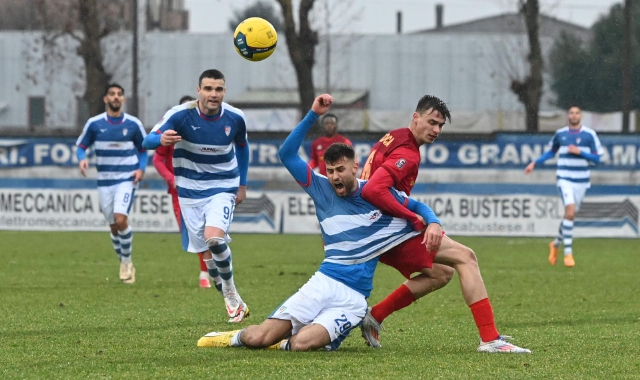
<box><xmin>379</xmin><ymin>232</ymin><xmax>445</xmax><ymax>279</ymax></box>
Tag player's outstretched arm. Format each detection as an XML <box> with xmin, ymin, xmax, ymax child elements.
<box><xmin>525</xmin><ymin>149</ymin><xmax>555</xmax><ymax>174</ymax></box>
<box><xmin>361</xmin><ymin>169</ymin><xmax>424</xmax><ymax>230</ymax></box>
<box><xmin>278</xmin><ymin>94</ymin><xmax>333</xmax><ymax>184</ymax></box>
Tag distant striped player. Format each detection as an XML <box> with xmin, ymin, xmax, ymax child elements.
<box><xmin>525</xmin><ymin>105</ymin><xmax>602</xmax><ymax>267</ymax></box>
<box><xmin>76</xmin><ymin>83</ymin><xmax>148</xmax><ymax>284</ymax></box>
<box><xmin>142</xmin><ymin>69</ymin><xmax>250</xmax><ymax>323</ymax></box>
<box><xmin>196</xmin><ymin>94</ymin><xmax>444</xmax><ymax>351</ymax></box>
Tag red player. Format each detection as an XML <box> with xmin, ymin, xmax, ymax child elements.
<box><xmin>309</xmin><ymin>113</ymin><xmax>352</xmax><ymax>176</ymax></box>
<box><xmin>153</xmin><ymin>95</ymin><xmax>215</xmax><ymax>289</ymax></box>
<box><xmin>359</xmin><ymin>95</ymin><xmax>530</xmax><ymax>353</ymax></box>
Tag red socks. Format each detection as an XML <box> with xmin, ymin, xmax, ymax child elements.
<box><xmin>469</xmin><ymin>298</ymin><xmax>500</xmax><ymax>342</ymax></box>
<box><xmin>371</xmin><ymin>284</ymin><xmax>416</xmax><ymax>323</ymax></box>
<box><xmin>198</xmin><ymin>252</ymin><xmax>207</xmax><ymax>272</ymax></box>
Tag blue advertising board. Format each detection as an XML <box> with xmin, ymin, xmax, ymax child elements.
<box><xmin>1</xmin><ymin>134</ymin><xmax>639</xmax><ymax>170</ymax></box>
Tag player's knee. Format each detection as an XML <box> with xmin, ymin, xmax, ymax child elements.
<box><xmin>114</xmin><ymin>214</ymin><xmax>128</xmax><ymax>230</ymax></box>
<box><xmin>565</xmin><ymin>210</ymin><xmax>575</xmax><ymax>220</ymax></box>
<box><xmin>205</xmin><ymin>237</ymin><xmax>225</xmax><ymax>248</ymax></box>
<box><xmin>459</xmin><ymin>246</ymin><xmax>478</xmax><ymax>266</ymax></box>
<box><xmin>438</xmin><ymin>265</ymin><xmax>455</xmax><ymax>284</ymax></box>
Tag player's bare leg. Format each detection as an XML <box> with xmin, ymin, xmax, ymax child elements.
<box><xmin>197</xmin><ymin>319</ymin><xmax>291</xmax><ymax>348</ymax></box>
<box><xmin>203</xmin><ymin>226</ymin><xmax>249</xmax><ymax>322</ymax></box>
<box><xmin>434</xmin><ymin>236</ymin><xmax>530</xmax><ymax>353</ymax></box>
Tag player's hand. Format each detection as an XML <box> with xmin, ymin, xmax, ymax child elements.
<box><xmin>422</xmin><ymin>223</ymin><xmax>442</xmax><ymax>253</ymax></box>
<box><xmin>133</xmin><ymin>169</ymin><xmax>144</xmax><ymax>184</ymax></box>
<box><xmin>311</xmin><ymin>94</ymin><xmax>333</xmax><ymax>115</ymax></box>
<box><xmin>413</xmin><ymin>214</ymin><xmax>427</xmax><ymax>232</ymax></box>
<box><xmin>524</xmin><ymin>162</ymin><xmax>535</xmax><ymax>174</ymax></box>
<box><xmin>235</xmin><ymin>186</ymin><xmax>247</xmax><ymax>205</ymax></box>
<box><xmin>568</xmin><ymin>144</ymin><xmax>582</xmax><ymax>155</ymax></box>
<box><xmin>161</xmin><ymin>130</ymin><xmax>181</xmax><ymax>146</ymax></box>
<box><xmin>79</xmin><ymin>159</ymin><xmax>89</xmax><ymax>177</ymax></box>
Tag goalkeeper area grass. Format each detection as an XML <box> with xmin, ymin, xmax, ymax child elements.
<box><xmin>1</xmin><ymin>231</ymin><xmax>638</xmax><ymax>379</ymax></box>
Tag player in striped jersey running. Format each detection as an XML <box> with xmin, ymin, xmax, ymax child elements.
<box><xmin>142</xmin><ymin>69</ymin><xmax>250</xmax><ymax>323</ymax></box>
<box><xmin>196</xmin><ymin>94</ymin><xmax>444</xmax><ymax>351</ymax></box>
<box><xmin>525</xmin><ymin>105</ymin><xmax>602</xmax><ymax>267</ymax></box>
<box><xmin>76</xmin><ymin>83</ymin><xmax>148</xmax><ymax>284</ymax></box>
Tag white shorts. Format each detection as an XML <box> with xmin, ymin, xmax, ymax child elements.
<box><xmin>98</xmin><ymin>181</ymin><xmax>137</xmax><ymax>225</ymax></box>
<box><xmin>268</xmin><ymin>271</ymin><xmax>367</xmax><ymax>351</ymax></box>
<box><xmin>557</xmin><ymin>180</ymin><xmax>589</xmax><ymax>211</ymax></box>
<box><xmin>179</xmin><ymin>192</ymin><xmax>235</xmax><ymax>253</ymax></box>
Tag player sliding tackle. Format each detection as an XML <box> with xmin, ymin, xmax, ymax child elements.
<box><xmin>197</xmin><ymin>94</ymin><xmax>442</xmax><ymax>351</ymax></box>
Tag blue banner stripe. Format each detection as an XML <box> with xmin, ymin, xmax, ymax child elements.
<box><xmin>173</xmin><ymin>148</ymin><xmax>235</xmax><ymax>165</ymax></box>
<box><xmin>173</xmin><ymin>167</ymin><xmax>239</xmax><ymax>181</ymax></box>
<box><xmin>1</xmin><ymin>136</ymin><xmax>640</xmax><ymax>169</ymax></box>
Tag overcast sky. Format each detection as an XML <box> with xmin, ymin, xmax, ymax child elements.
<box><xmin>184</xmin><ymin>0</ymin><xmax>623</xmax><ymax>34</ymax></box>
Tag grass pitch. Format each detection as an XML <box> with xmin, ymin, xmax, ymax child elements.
<box><xmin>0</xmin><ymin>231</ymin><xmax>638</xmax><ymax>379</ymax></box>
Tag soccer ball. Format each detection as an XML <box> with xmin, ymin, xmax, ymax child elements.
<box><xmin>233</xmin><ymin>17</ymin><xmax>278</xmax><ymax>62</ymax></box>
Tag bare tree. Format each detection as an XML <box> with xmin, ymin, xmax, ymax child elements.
<box><xmin>510</xmin><ymin>0</ymin><xmax>543</xmax><ymax>133</ymax></box>
<box><xmin>31</xmin><ymin>0</ymin><xmax>129</xmax><ymax>121</ymax></box>
<box><xmin>275</xmin><ymin>0</ymin><xmax>318</xmax><ymax>119</ymax></box>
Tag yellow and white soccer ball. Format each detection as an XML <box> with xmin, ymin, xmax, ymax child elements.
<box><xmin>233</xmin><ymin>17</ymin><xmax>278</xmax><ymax>62</ymax></box>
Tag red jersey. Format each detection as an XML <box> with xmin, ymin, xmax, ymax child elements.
<box><xmin>153</xmin><ymin>145</ymin><xmax>176</xmax><ymax>191</ymax></box>
<box><xmin>309</xmin><ymin>134</ymin><xmax>353</xmax><ymax>176</ymax></box>
<box><xmin>360</xmin><ymin>128</ymin><xmax>420</xmax><ymax>195</ymax></box>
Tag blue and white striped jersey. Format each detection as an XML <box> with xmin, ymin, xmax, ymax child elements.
<box><xmin>301</xmin><ymin>172</ymin><xmax>420</xmax><ymax>297</ymax></box>
<box><xmin>76</xmin><ymin>113</ymin><xmax>147</xmax><ymax>187</ymax></box>
<box><xmin>548</xmin><ymin>126</ymin><xmax>602</xmax><ymax>185</ymax></box>
<box><xmin>149</xmin><ymin>101</ymin><xmax>249</xmax><ymax>205</ymax></box>
<box><xmin>279</xmin><ymin>110</ymin><xmax>433</xmax><ymax>297</ymax></box>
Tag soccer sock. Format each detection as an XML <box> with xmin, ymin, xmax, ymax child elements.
<box><xmin>198</xmin><ymin>252</ymin><xmax>208</xmax><ymax>272</ymax></box>
<box><xmin>110</xmin><ymin>233</ymin><xmax>122</xmax><ymax>261</ymax></box>
<box><xmin>371</xmin><ymin>284</ymin><xmax>416</xmax><ymax>324</ymax></box>
<box><xmin>207</xmin><ymin>239</ymin><xmax>235</xmax><ymax>291</ymax></box>
<box><xmin>562</xmin><ymin>219</ymin><xmax>574</xmax><ymax>255</ymax></box>
<box><xmin>470</xmin><ymin>298</ymin><xmax>500</xmax><ymax>343</ymax></box>
<box><xmin>554</xmin><ymin>222</ymin><xmax>563</xmax><ymax>247</ymax></box>
<box><xmin>230</xmin><ymin>329</ymin><xmax>245</xmax><ymax>347</ymax></box>
<box><xmin>118</xmin><ymin>226</ymin><xmax>133</xmax><ymax>264</ymax></box>
<box><xmin>203</xmin><ymin>258</ymin><xmax>223</xmax><ymax>293</ymax></box>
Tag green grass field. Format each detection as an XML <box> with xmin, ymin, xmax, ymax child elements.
<box><xmin>1</xmin><ymin>231</ymin><xmax>638</xmax><ymax>379</ymax></box>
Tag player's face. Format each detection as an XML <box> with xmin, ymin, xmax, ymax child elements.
<box><xmin>197</xmin><ymin>78</ymin><xmax>226</xmax><ymax>115</ymax></box>
<box><xmin>568</xmin><ymin>107</ymin><xmax>581</xmax><ymax>127</ymax></box>
<box><xmin>411</xmin><ymin>108</ymin><xmax>446</xmax><ymax>145</ymax></box>
<box><xmin>323</xmin><ymin>118</ymin><xmax>338</xmax><ymax>137</ymax></box>
<box><xmin>103</xmin><ymin>87</ymin><xmax>124</xmax><ymax>113</ymax></box>
<box><xmin>326</xmin><ymin>157</ymin><xmax>359</xmax><ymax>197</ymax></box>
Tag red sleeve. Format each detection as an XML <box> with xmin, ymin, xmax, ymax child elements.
<box><xmin>379</xmin><ymin>147</ymin><xmax>419</xmax><ymax>185</ymax></box>
<box><xmin>361</xmin><ymin>169</ymin><xmax>424</xmax><ymax>231</ymax></box>
<box><xmin>152</xmin><ymin>148</ymin><xmax>175</xmax><ymax>185</ymax></box>
<box><xmin>308</xmin><ymin>140</ymin><xmax>318</xmax><ymax>169</ymax></box>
